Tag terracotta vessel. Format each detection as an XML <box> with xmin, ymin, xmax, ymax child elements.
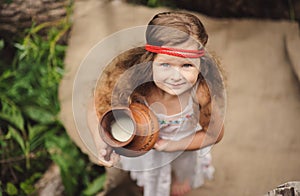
<box><xmin>99</xmin><ymin>102</ymin><xmax>159</xmax><ymax>157</ymax></box>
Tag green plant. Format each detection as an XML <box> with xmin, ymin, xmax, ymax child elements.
<box><xmin>0</xmin><ymin>18</ymin><xmax>69</xmax><ymax>194</ymax></box>
<box><xmin>0</xmin><ymin>8</ymin><xmax>105</xmax><ymax>196</ymax></box>
<box><xmin>46</xmin><ymin>132</ymin><xmax>106</xmax><ymax>196</ymax></box>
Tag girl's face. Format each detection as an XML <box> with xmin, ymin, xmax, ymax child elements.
<box><xmin>152</xmin><ymin>43</ymin><xmax>200</xmax><ymax>96</ymax></box>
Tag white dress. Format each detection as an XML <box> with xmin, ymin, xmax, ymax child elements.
<box><xmin>120</xmin><ymin>97</ymin><xmax>214</xmax><ymax>196</ymax></box>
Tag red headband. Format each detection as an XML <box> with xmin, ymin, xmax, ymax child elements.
<box><xmin>145</xmin><ymin>44</ymin><xmax>205</xmax><ymax>58</ymax></box>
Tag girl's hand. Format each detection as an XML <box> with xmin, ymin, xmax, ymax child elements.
<box><xmin>97</xmin><ymin>146</ymin><xmax>120</xmax><ymax>167</ymax></box>
<box><xmin>154</xmin><ymin>138</ymin><xmax>179</xmax><ymax>152</ymax></box>
<box><xmin>153</xmin><ymin>135</ymin><xmax>197</xmax><ymax>152</ymax></box>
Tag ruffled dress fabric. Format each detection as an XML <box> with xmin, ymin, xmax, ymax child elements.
<box><xmin>120</xmin><ymin>97</ymin><xmax>214</xmax><ymax>196</ymax></box>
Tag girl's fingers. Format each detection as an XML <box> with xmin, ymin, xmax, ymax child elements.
<box><xmin>97</xmin><ymin>148</ymin><xmax>120</xmax><ymax>167</ymax></box>
<box><xmin>97</xmin><ymin>157</ymin><xmax>113</xmax><ymax>167</ymax></box>
<box><xmin>111</xmin><ymin>151</ymin><xmax>120</xmax><ymax>165</ymax></box>
<box><xmin>104</xmin><ymin>147</ymin><xmax>113</xmax><ymax>161</ymax></box>
<box><xmin>154</xmin><ymin>140</ymin><xmax>168</xmax><ymax>151</ymax></box>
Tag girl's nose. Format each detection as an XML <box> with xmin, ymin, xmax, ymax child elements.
<box><xmin>170</xmin><ymin>67</ymin><xmax>183</xmax><ymax>81</ymax></box>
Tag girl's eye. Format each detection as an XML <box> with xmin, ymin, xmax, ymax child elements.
<box><xmin>182</xmin><ymin>64</ymin><xmax>194</xmax><ymax>68</ymax></box>
<box><xmin>160</xmin><ymin>63</ymin><xmax>170</xmax><ymax>67</ymax></box>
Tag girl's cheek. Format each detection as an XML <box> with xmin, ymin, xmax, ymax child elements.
<box><xmin>181</xmin><ymin>71</ymin><xmax>198</xmax><ymax>83</ymax></box>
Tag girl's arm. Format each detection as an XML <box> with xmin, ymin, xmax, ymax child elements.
<box><xmin>88</xmin><ymin>99</ymin><xmax>120</xmax><ymax>167</ymax></box>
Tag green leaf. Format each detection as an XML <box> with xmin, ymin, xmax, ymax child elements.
<box><xmin>8</xmin><ymin>126</ymin><xmax>25</xmax><ymax>153</ymax></box>
<box><xmin>12</xmin><ymin>164</ymin><xmax>24</xmax><ymax>173</ymax></box>
<box><xmin>83</xmin><ymin>174</ymin><xmax>106</xmax><ymax>196</ymax></box>
<box><xmin>14</xmin><ymin>43</ymin><xmax>25</xmax><ymax>51</ymax></box>
<box><xmin>6</xmin><ymin>182</ymin><xmax>18</xmax><ymax>195</ymax></box>
<box><xmin>28</xmin><ymin>124</ymin><xmax>48</xmax><ymax>151</ymax></box>
<box><xmin>0</xmin><ymin>182</ymin><xmax>3</xmax><ymax>196</ymax></box>
<box><xmin>0</xmin><ymin>70</ymin><xmax>14</xmax><ymax>83</ymax></box>
<box><xmin>20</xmin><ymin>172</ymin><xmax>42</xmax><ymax>194</ymax></box>
<box><xmin>45</xmin><ymin>133</ymin><xmax>86</xmax><ymax>195</ymax></box>
<box><xmin>0</xmin><ymin>39</ymin><xmax>4</xmax><ymax>50</ymax></box>
<box><xmin>20</xmin><ymin>182</ymin><xmax>35</xmax><ymax>195</ymax></box>
<box><xmin>147</xmin><ymin>0</ymin><xmax>159</xmax><ymax>7</ymax></box>
<box><xmin>28</xmin><ymin>124</ymin><xmax>47</xmax><ymax>141</ymax></box>
<box><xmin>0</xmin><ymin>97</ymin><xmax>24</xmax><ymax>130</ymax></box>
<box><xmin>23</xmin><ymin>106</ymin><xmax>55</xmax><ymax>124</ymax></box>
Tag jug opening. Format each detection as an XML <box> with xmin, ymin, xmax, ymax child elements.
<box><xmin>111</xmin><ymin>113</ymin><xmax>135</xmax><ymax>142</ymax></box>
<box><xmin>100</xmin><ymin>109</ymin><xmax>136</xmax><ymax>147</ymax></box>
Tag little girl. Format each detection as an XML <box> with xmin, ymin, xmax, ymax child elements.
<box><xmin>95</xmin><ymin>11</ymin><xmax>226</xmax><ymax>196</ymax></box>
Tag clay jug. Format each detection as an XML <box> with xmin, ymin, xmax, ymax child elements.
<box><xmin>99</xmin><ymin>102</ymin><xmax>159</xmax><ymax>157</ymax></box>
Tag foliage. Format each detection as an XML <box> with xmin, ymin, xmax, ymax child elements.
<box><xmin>0</xmin><ymin>10</ymin><xmax>105</xmax><ymax>196</ymax></box>
<box><xmin>45</xmin><ymin>132</ymin><xmax>106</xmax><ymax>196</ymax></box>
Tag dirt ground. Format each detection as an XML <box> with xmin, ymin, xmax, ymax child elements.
<box><xmin>59</xmin><ymin>0</ymin><xmax>300</xmax><ymax>195</ymax></box>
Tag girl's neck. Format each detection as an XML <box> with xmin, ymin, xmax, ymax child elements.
<box><xmin>155</xmin><ymin>87</ymin><xmax>191</xmax><ymax>102</ymax></box>
<box><xmin>147</xmin><ymin>87</ymin><xmax>192</xmax><ymax>115</ymax></box>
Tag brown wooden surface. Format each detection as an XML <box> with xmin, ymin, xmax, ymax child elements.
<box><xmin>0</xmin><ymin>0</ymin><xmax>68</xmax><ymax>41</ymax></box>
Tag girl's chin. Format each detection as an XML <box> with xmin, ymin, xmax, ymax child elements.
<box><xmin>161</xmin><ymin>87</ymin><xmax>189</xmax><ymax>97</ymax></box>
<box><xmin>155</xmin><ymin>83</ymin><xmax>192</xmax><ymax>96</ymax></box>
